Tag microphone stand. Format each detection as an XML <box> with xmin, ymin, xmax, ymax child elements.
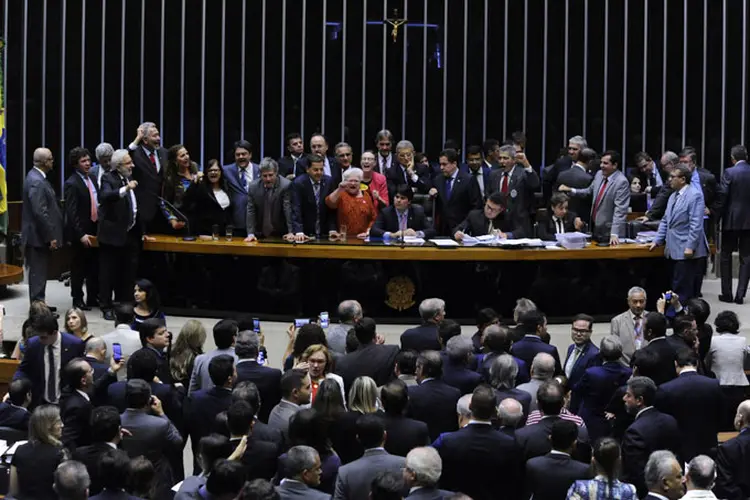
<box><xmin>157</xmin><ymin>195</ymin><xmax>195</xmax><ymax>241</ymax></box>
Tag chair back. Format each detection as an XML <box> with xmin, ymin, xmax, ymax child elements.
<box><xmin>0</xmin><ymin>426</ymin><xmax>27</xmax><ymax>445</ymax></box>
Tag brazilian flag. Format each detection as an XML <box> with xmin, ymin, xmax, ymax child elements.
<box><xmin>0</xmin><ymin>38</ymin><xmax>6</xmax><ymax>237</ymax></box>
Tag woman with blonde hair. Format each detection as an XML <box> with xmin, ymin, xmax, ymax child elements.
<box><xmin>334</xmin><ymin>376</ymin><xmax>382</xmax><ymax>464</ymax></box>
<box><xmin>299</xmin><ymin>344</ymin><xmax>345</xmax><ymax>405</ymax></box>
<box><xmin>64</xmin><ymin>307</ymin><xmax>93</xmax><ymax>345</ymax></box>
<box><xmin>10</xmin><ymin>405</ymin><xmax>68</xmax><ymax>498</ymax></box>
<box><xmin>170</xmin><ymin>319</ymin><xmax>207</xmax><ymax>387</ymax></box>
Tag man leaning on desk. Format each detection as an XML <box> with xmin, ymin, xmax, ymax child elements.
<box><xmin>453</xmin><ymin>191</ymin><xmax>528</xmax><ymax>241</ymax></box>
<box><xmin>370</xmin><ymin>185</ymin><xmax>436</xmax><ymax>240</ymax></box>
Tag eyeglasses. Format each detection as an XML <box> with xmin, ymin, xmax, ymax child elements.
<box><xmin>571</xmin><ymin>328</ymin><xmax>591</xmax><ymax>334</ymax></box>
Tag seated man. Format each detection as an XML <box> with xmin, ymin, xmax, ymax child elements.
<box><xmin>0</xmin><ymin>379</ymin><xmax>32</xmax><ymax>431</ymax></box>
<box><xmin>370</xmin><ymin>185</ymin><xmax>436</xmax><ymax>239</ymax></box>
<box><xmin>453</xmin><ymin>191</ymin><xmax>528</xmax><ymax>241</ymax></box>
<box><xmin>537</xmin><ymin>192</ymin><xmax>585</xmax><ymax>240</ymax></box>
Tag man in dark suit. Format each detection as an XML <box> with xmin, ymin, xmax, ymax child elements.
<box><xmin>510</xmin><ymin>309</ymin><xmax>563</xmax><ymax>375</ymax></box>
<box><xmin>717</xmin><ymin>144</ymin><xmax>750</xmax><ymax>304</ymax></box>
<box><xmin>225</xmin><ymin>401</ymin><xmax>278</xmax><ymax>481</ymax></box>
<box><xmin>537</xmin><ymin>193</ymin><xmax>585</xmax><ymax>240</ymax></box>
<box><xmin>525</xmin><ymin>420</ymin><xmax>592</xmax><ymax>500</ymax></box>
<box><xmin>460</xmin><ymin>145</ymin><xmax>493</xmax><ymax>201</ymax></box>
<box><xmin>655</xmin><ymin>349</ymin><xmax>723</xmax><ymax>461</ymax></box>
<box><xmin>434</xmin><ymin>385</ymin><xmax>523</xmax><ymax>500</ymax></box>
<box><xmin>22</xmin><ymin>147</ymin><xmax>64</xmax><ymax>306</ymax></box>
<box><xmin>621</xmin><ymin>376</ymin><xmax>682</xmax><ymax>497</ymax></box>
<box><xmin>185</xmin><ymin>355</ymin><xmax>235</xmax><ymax>475</ymax></box>
<box><xmin>64</xmin><ymin>147</ymin><xmax>99</xmax><ymax>310</ymax></box>
<box><xmin>73</xmin><ymin>406</ymin><xmax>126</xmax><ymax>496</ymax></box>
<box><xmin>385</xmin><ymin>140</ymin><xmax>432</xmax><ymax>202</ymax></box>
<box><xmin>60</xmin><ymin>357</ymin><xmax>96</xmax><ymax>450</ymax></box>
<box><xmin>234</xmin><ymin>331</ymin><xmax>281</xmax><ymax>423</ymax></box>
<box><xmin>380</xmin><ymin>379</ymin><xmax>430</xmax><ymax>457</ymax></box>
<box><xmin>402</xmin><ymin>447</ymin><xmax>453</xmax><ymax>499</ymax></box>
<box><xmin>406</xmin><ymin>351</ymin><xmax>461</xmax><ymax>441</ymax></box>
<box><xmin>400</xmin><ymin>298</ymin><xmax>444</xmax><ymax>352</ymax></box>
<box><xmin>639</xmin><ymin>312</ymin><xmax>677</xmax><ymax>386</ymax></box>
<box><xmin>429</xmin><ymin>148</ymin><xmax>481</xmax><ymax>236</ymax></box>
<box><xmin>97</xmin><ymin>149</ymin><xmax>143</xmax><ymax>321</ymax></box>
<box><xmin>543</xmin><ymin>136</ymin><xmax>587</xmax><ymax>203</ymax></box>
<box><xmin>554</xmin><ymin>148</ymin><xmax>595</xmax><ymax>222</ymax></box>
<box><xmin>278</xmin><ymin>132</ymin><xmax>307</xmax><ymax>179</ymax></box>
<box><xmin>453</xmin><ymin>192</ymin><xmax>529</xmax><ymax>241</ymax></box>
<box><xmin>642</xmin><ymin>450</ymin><xmax>685</xmax><ymax>500</ymax></box>
<box><xmin>89</xmin><ymin>449</ymin><xmax>141</xmax><ymax>500</ymax></box>
<box><xmin>223</xmin><ymin>139</ymin><xmax>261</xmax><ymax>235</ymax></box>
<box><xmin>714</xmin><ymin>400</ymin><xmax>750</xmax><ymax>500</ymax></box>
<box><xmin>293</xmin><ymin>154</ymin><xmax>337</xmax><ymax>238</ymax></box>
<box><xmin>244</xmin><ymin>158</ymin><xmax>301</xmax><ymax>242</ymax></box>
<box><xmin>335</xmin><ymin>317</ymin><xmax>399</xmax><ymax>394</ymax></box>
<box><xmin>0</xmin><ymin>378</ymin><xmax>32</xmax><ymax>431</ymax></box>
<box><xmin>275</xmin><ymin>446</ymin><xmax>331</xmax><ymax>500</ymax></box>
<box><xmin>229</xmin><ymin>381</ymin><xmax>285</xmax><ymax>452</ymax></box>
<box><xmin>127</xmin><ymin>122</ymin><xmax>168</xmax><ymax>233</ymax></box>
<box><xmin>478</xmin><ymin>324</ymin><xmax>530</xmax><ymax>385</ymax></box>
<box><xmin>634</xmin><ymin>151</ymin><xmax>665</xmax><ymax>196</ymax></box>
<box><xmin>486</xmin><ymin>144</ymin><xmax>540</xmax><ymax>235</ymax></box>
<box><xmin>488</xmin><ymin>353</ymin><xmax>533</xmax><ymax>421</ymax></box>
<box><xmin>564</xmin><ymin>313</ymin><xmax>600</xmax><ymax>413</ymax></box>
<box><xmin>370</xmin><ymin>185</ymin><xmax>436</xmax><ymax>239</ymax></box>
<box><xmin>309</xmin><ymin>133</ymin><xmax>342</xmax><ymax>186</ymax></box>
<box><xmin>14</xmin><ymin>312</ymin><xmax>85</xmax><ymax>408</ymax></box>
<box><xmin>442</xmin><ymin>335</ymin><xmax>482</xmax><ymax>396</ymax></box>
<box><xmin>374</xmin><ymin>129</ymin><xmax>395</xmax><ymax>174</ymax></box>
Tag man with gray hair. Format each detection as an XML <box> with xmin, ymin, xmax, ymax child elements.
<box><xmin>234</xmin><ymin>330</ymin><xmax>282</xmax><ymax>423</ymax></box>
<box><xmin>327</xmin><ymin>300</ymin><xmax>363</xmax><ymax>354</ymax></box>
<box><xmin>276</xmin><ymin>445</ymin><xmax>330</xmax><ymax>500</ymax></box>
<box><xmin>497</xmin><ymin>398</ymin><xmax>525</xmax><ymax>435</ymax></box>
<box><xmin>610</xmin><ymin>286</ymin><xmax>649</xmax><ymax>364</ymax></box>
<box><xmin>385</xmin><ymin>139</ymin><xmax>431</xmax><ymax>201</ymax></box>
<box><xmin>424</xmin><ymin>391</ymin><xmax>472</xmax><ymax>449</ymax></box>
<box><xmin>375</xmin><ymin>129</ymin><xmax>394</xmax><ymax>173</ymax></box>
<box><xmin>98</xmin><ymin>148</ymin><xmax>142</xmax><ymax>320</ymax></box>
<box><xmin>91</xmin><ymin>142</ymin><xmax>114</xmax><ymax>185</ymax></box>
<box><xmin>53</xmin><ymin>460</ymin><xmax>91</xmax><ymax>500</ymax></box>
<box><xmin>489</xmin><ymin>354</ymin><xmax>532</xmax><ymax>419</ymax></box>
<box><xmin>334</xmin><ymin>142</ymin><xmax>353</xmax><ymax>172</ymax></box>
<box><xmin>402</xmin><ymin>447</ymin><xmax>452</xmax><ymax>499</ymax></box>
<box><xmin>83</xmin><ymin>337</ymin><xmax>123</xmax><ymax>404</ymax></box>
<box><xmin>244</xmin><ymin>157</ymin><xmax>302</xmax><ymax>242</ymax></box>
<box><xmin>401</xmin><ymin>298</ymin><xmax>445</xmax><ymax>352</ymax></box>
<box><xmin>714</xmin><ymin>400</ymin><xmax>750</xmax><ymax>499</ymax></box>
<box><xmin>644</xmin><ymin>450</ymin><xmax>684</xmax><ymax>500</ymax></box>
<box><xmin>442</xmin><ymin>335</ymin><xmax>482</xmax><ymax>396</ymax></box>
<box><xmin>517</xmin><ymin>353</ymin><xmax>556</xmax><ymax>412</ymax></box>
<box><xmin>682</xmin><ymin>455</ymin><xmax>717</xmax><ymax>499</ymax></box>
<box><xmin>128</xmin><ymin>122</ymin><xmax>168</xmax><ymax>232</ymax></box>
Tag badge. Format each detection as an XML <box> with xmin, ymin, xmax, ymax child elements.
<box><xmin>510</xmin><ymin>189</ymin><xmax>518</xmax><ymax>199</ymax></box>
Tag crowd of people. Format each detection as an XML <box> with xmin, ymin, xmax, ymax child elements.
<box><xmin>0</xmin><ymin>285</ymin><xmax>748</xmax><ymax>500</ymax></box>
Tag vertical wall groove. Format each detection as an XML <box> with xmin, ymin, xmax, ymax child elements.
<box><xmin>200</xmin><ymin>0</ymin><xmax>206</xmax><ymax>168</ymax></box>
<box><xmin>502</xmin><ymin>0</ymin><xmax>508</xmax><ymax>139</ymax></box>
<box><xmin>41</xmin><ymin>0</ymin><xmax>47</xmax><ymax>146</ymax></box>
<box><xmin>22</xmin><ymin>0</ymin><xmax>28</xmax><ymax>174</ymax></box>
<box><xmin>119</xmin><ymin>0</ymin><xmax>125</xmax><ymax>147</ymax></box>
<box><xmin>401</xmin><ymin>0</ymin><xmax>408</xmax><ymax>143</ymax></box>
<box><xmin>160</xmin><ymin>0</ymin><xmax>165</xmax><ymax>137</ymax></box>
<box><xmin>421</xmin><ymin>0</ymin><xmax>428</xmax><ymax>151</ymax></box>
<box><xmin>582</xmin><ymin>0</ymin><xmax>588</xmax><ymax>136</ymax></box>
<box><xmin>602</xmin><ymin>0</ymin><xmax>609</xmax><ymax>150</ymax></box>
<box><xmin>80</xmin><ymin>0</ymin><xmax>86</xmax><ymax>144</ymax></box>
<box><xmin>701</xmin><ymin>0</ymin><xmax>707</xmax><ymax>167</ymax></box>
<box><xmin>622</xmin><ymin>0</ymin><xmax>628</xmax><ymax>161</ymax></box>
<box><xmin>61</xmin><ymin>0</ymin><xmax>67</xmax><ymax>190</ymax></box>
<box><xmin>381</xmin><ymin>1</ymin><xmax>386</xmax><ymax>130</ymax></box>
<box><xmin>461</xmin><ymin>0</ymin><xmax>468</xmax><ymax>160</ymax></box>
<box><xmin>441</xmin><ymin>0</ymin><xmax>448</xmax><ymax>145</ymax></box>
<box><xmin>241</xmin><ymin>0</ymin><xmax>246</xmax><ymax>141</ymax></box>
<box><xmin>482</xmin><ymin>0</ymin><xmax>488</xmax><ymax>141</ymax></box>
<box><xmin>642</xmin><ymin>0</ymin><xmax>648</xmax><ymax>151</ymax></box>
<box><xmin>320</xmin><ymin>0</ymin><xmax>327</xmax><ymax>135</ymax></box>
<box><xmin>720</xmin><ymin>0</ymin><xmax>726</xmax><ymax>174</ymax></box>
<box><xmin>281</xmin><ymin>0</ymin><xmax>288</xmax><ymax>154</ymax></box>
<box><xmin>140</xmin><ymin>0</ymin><xmax>145</xmax><ymax>123</ymax></box>
<box><xmin>541</xmin><ymin>0</ymin><xmax>548</xmax><ymax>167</ymax></box>
<box><xmin>681</xmin><ymin>0</ymin><xmax>687</xmax><ymax>146</ymax></box>
<box><xmin>563</xmin><ymin>0</ymin><xmax>569</xmax><ymax>142</ymax></box>
<box><xmin>742</xmin><ymin>0</ymin><xmax>747</xmax><ymax>144</ymax></box>
<box><xmin>101</xmin><ymin>0</ymin><xmax>106</xmax><ymax>143</ymax></box>
<box><xmin>220</xmin><ymin>0</ymin><xmax>226</xmax><ymax>165</ymax></box>
<box><xmin>360</xmin><ymin>0</ymin><xmax>367</xmax><ymax>153</ymax></box>
<box><xmin>522</xmin><ymin>0</ymin><xmax>528</xmax><ymax>132</ymax></box>
<box><xmin>660</xmin><ymin>0</ymin><xmax>667</xmax><ymax>154</ymax></box>
<box><xmin>180</xmin><ymin>0</ymin><xmax>185</xmax><ymax>143</ymax></box>
<box><xmin>260</xmin><ymin>0</ymin><xmax>267</xmax><ymax>158</ymax></box>
<box><xmin>300</xmin><ymin>0</ymin><xmax>306</xmax><ymax>141</ymax></box>
<box><xmin>341</xmin><ymin>0</ymin><xmax>347</xmax><ymax>142</ymax></box>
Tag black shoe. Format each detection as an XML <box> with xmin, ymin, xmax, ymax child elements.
<box><xmin>735</xmin><ymin>297</ymin><xmax>745</xmax><ymax>305</ymax></box>
<box><xmin>73</xmin><ymin>300</ymin><xmax>91</xmax><ymax>311</ymax></box>
<box><xmin>102</xmin><ymin>310</ymin><xmax>115</xmax><ymax>321</ymax></box>
<box><xmin>718</xmin><ymin>294</ymin><xmax>734</xmax><ymax>303</ymax></box>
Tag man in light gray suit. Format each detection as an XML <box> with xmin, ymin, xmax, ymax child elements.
<box><xmin>99</xmin><ymin>304</ymin><xmax>141</xmax><ymax>381</ymax></box>
<box><xmin>22</xmin><ymin>147</ymin><xmax>64</xmax><ymax>305</ymax></box>
<box><xmin>560</xmin><ymin>150</ymin><xmax>630</xmax><ymax>246</ymax></box>
<box><xmin>650</xmin><ymin>163</ymin><xmax>709</xmax><ymax>302</ymax></box>
<box><xmin>333</xmin><ymin>415</ymin><xmax>405</xmax><ymax>500</ymax></box>
<box><xmin>276</xmin><ymin>445</ymin><xmax>331</xmax><ymax>500</ymax></box>
<box><xmin>403</xmin><ymin>447</ymin><xmax>454</xmax><ymax>499</ymax></box>
<box><xmin>119</xmin><ymin>379</ymin><xmax>183</xmax><ymax>497</ymax></box>
<box><xmin>188</xmin><ymin>319</ymin><xmax>238</xmax><ymax>394</ymax></box>
<box><xmin>244</xmin><ymin>157</ymin><xmax>304</xmax><ymax>242</ymax></box>
<box><xmin>268</xmin><ymin>369</ymin><xmax>312</xmax><ymax>440</ymax></box>
<box><xmin>610</xmin><ymin>286</ymin><xmax>649</xmax><ymax>365</ymax></box>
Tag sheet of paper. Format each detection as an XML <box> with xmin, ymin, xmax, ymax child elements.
<box><xmin>430</xmin><ymin>239</ymin><xmax>460</xmax><ymax>247</ymax></box>
<box><xmin>403</xmin><ymin>236</ymin><xmax>426</xmax><ymax>244</ymax></box>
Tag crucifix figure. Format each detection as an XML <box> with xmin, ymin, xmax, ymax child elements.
<box><xmin>384</xmin><ymin>9</ymin><xmax>408</xmax><ymax>43</ymax></box>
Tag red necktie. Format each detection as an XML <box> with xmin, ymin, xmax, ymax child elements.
<box><xmin>149</xmin><ymin>151</ymin><xmax>157</xmax><ymax>170</ymax></box>
<box><xmin>501</xmin><ymin>173</ymin><xmax>509</xmax><ymax>194</ymax></box>
<box><xmin>591</xmin><ymin>178</ymin><xmax>609</xmax><ymax>221</ymax></box>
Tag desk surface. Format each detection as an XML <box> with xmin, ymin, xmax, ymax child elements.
<box><xmin>0</xmin><ymin>264</ymin><xmax>24</xmax><ymax>285</ymax></box>
<box><xmin>142</xmin><ymin>234</ymin><xmax>665</xmax><ymax>261</ymax></box>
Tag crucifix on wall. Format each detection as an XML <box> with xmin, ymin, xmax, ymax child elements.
<box><xmin>384</xmin><ymin>8</ymin><xmax>408</xmax><ymax>43</ymax></box>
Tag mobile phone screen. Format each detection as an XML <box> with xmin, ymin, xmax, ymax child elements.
<box><xmin>112</xmin><ymin>343</ymin><xmax>122</xmax><ymax>363</ymax></box>
<box><xmin>319</xmin><ymin>312</ymin><xmax>329</xmax><ymax>328</ymax></box>
<box><xmin>295</xmin><ymin>318</ymin><xmax>311</xmax><ymax>328</ymax></box>
<box><xmin>253</xmin><ymin>318</ymin><xmax>261</xmax><ymax>333</ymax></box>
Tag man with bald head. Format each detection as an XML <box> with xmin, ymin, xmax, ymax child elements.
<box><xmin>517</xmin><ymin>353</ymin><xmax>556</xmax><ymax>412</ymax></box>
<box><xmin>715</xmin><ymin>400</ymin><xmax>750</xmax><ymax>499</ymax></box>
<box><xmin>497</xmin><ymin>398</ymin><xmax>524</xmax><ymax>436</ymax></box>
<box><xmin>683</xmin><ymin>455</ymin><xmax>718</xmax><ymax>500</ymax></box>
<box><xmin>22</xmin><ymin>147</ymin><xmax>63</xmax><ymax>307</ymax></box>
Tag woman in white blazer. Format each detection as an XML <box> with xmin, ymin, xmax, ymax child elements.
<box><xmin>706</xmin><ymin>310</ymin><xmax>749</xmax><ymax>429</ymax></box>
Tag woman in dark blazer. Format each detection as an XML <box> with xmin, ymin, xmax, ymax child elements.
<box><xmin>183</xmin><ymin>159</ymin><xmax>233</xmax><ymax>235</ymax></box>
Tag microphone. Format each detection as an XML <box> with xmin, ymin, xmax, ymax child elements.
<box><xmin>157</xmin><ymin>195</ymin><xmax>195</xmax><ymax>241</ymax></box>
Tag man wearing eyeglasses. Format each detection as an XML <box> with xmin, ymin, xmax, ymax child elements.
<box><xmin>563</xmin><ymin>314</ymin><xmax>600</xmax><ymax>414</ymax></box>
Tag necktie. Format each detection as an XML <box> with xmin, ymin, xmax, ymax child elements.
<box><xmin>591</xmin><ymin>178</ymin><xmax>609</xmax><ymax>221</ymax></box>
<box><xmin>445</xmin><ymin>177</ymin><xmax>453</xmax><ymax>200</ymax></box>
<box><xmin>554</xmin><ymin>217</ymin><xmax>564</xmax><ymax>234</ymax></box>
<box><xmin>263</xmin><ymin>187</ymin><xmax>274</xmax><ymax>237</ymax></box>
<box><xmin>402</xmin><ymin>167</ymin><xmax>408</xmax><ymax>184</ymax></box>
<box><xmin>313</xmin><ymin>182</ymin><xmax>321</xmax><ymax>236</ymax></box>
<box><xmin>398</xmin><ymin>210</ymin><xmax>408</xmax><ymax>232</ymax></box>
<box><xmin>86</xmin><ymin>177</ymin><xmax>98</xmax><ymax>222</ymax></box>
<box><xmin>565</xmin><ymin>348</ymin><xmax>581</xmax><ymax>378</ymax></box>
<box><xmin>149</xmin><ymin>151</ymin><xmax>157</xmax><ymax>170</ymax></box>
<box><xmin>501</xmin><ymin>172</ymin><xmax>509</xmax><ymax>194</ymax></box>
<box><xmin>488</xmin><ymin>219</ymin><xmax>494</xmax><ymax>234</ymax></box>
<box><xmin>634</xmin><ymin>315</ymin><xmax>643</xmax><ymax>349</ymax></box>
<box><xmin>381</xmin><ymin>157</ymin><xmax>387</xmax><ymax>174</ymax></box>
<box><xmin>240</xmin><ymin>169</ymin><xmax>248</xmax><ymax>192</ymax></box>
<box><xmin>124</xmin><ymin>178</ymin><xmax>135</xmax><ymax>230</ymax></box>
<box><xmin>47</xmin><ymin>345</ymin><xmax>56</xmax><ymax>403</ymax></box>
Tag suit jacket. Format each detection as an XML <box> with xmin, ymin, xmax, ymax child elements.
<box><xmin>369</xmin><ymin>205</ymin><xmax>436</xmax><ymax>239</ymax></box>
<box><xmin>436</xmin><ymin>423</ymin><xmax>523</xmax><ymax>500</ymax></box>
<box><xmin>100</xmin><ymin>325</ymin><xmax>145</xmax><ymax>381</ymax></box>
<box><xmin>716</xmin><ymin>160</ymin><xmax>750</xmax><ymax>231</ymax></box>
<box><xmin>564</xmin><ymin>341</ymin><xmax>601</xmax><ymax>413</ymax></box>
<box><xmin>278</xmin><ymin>155</ymin><xmax>308</xmax><ymax>179</ymax></box>
<box><xmin>647</xmin><ymin>185</ymin><xmax>673</xmax><ymax>220</ymax></box>
<box><xmin>574</xmin><ymin>362</ymin><xmax>633</xmax><ymax>441</ymax></box>
<box><xmin>487</xmin><ymin>165</ymin><xmax>541</xmax><ymax>229</ymax></box>
<box><xmin>21</xmin><ymin>167</ymin><xmax>64</xmax><ymax>247</ymax></box>
<box><xmin>14</xmin><ymin>332</ymin><xmax>85</xmax><ymax>408</ymax></box>
<box><xmin>64</xmin><ymin>171</ymin><xmax>99</xmax><ymax>242</ymax></box>
<box><xmin>714</xmin><ymin>429</ymin><xmax>750</xmax><ymax>500</ymax></box>
<box><xmin>90</xmin><ymin>489</ymin><xmax>143</xmax><ymax>500</ymax></box>
<box><xmin>526</xmin><ymin>452</ymin><xmax>592</xmax><ymax>500</ymax></box>
<box><xmin>293</xmin><ymin>174</ymin><xmax>337</xmax><ymax>236</ymax></box>
<box><xmin>380</xmin><ymin>413</ymin><xmax>431</xmax><ymax>457</ymax></box>
<box><xmin>129</xmin><ymin>145</ymin><xmax>167</xmax><ymax>225</ymax></box>
<box><xmin>235</xmin><ymin>359</ymin><xmax>282</xmax><ymax>423</ymax></box>
<box><xmin>706</xmin><ymin>333</ymin><xmax>749</xmax><ymax>386</ymax></box>
<box><xmin>107</xmin><ymin>380</ymin><xmax>182</xmax><ymax>428</ymax></box>
<box><xmin>334</xmin><ymin>343</ymin><xmax>400</xmax><ymax>395</ymax></box>
<box><xmin>432</xmin><ymin>171</ymin><xmax>482</xmax><ymax>235</ymax></box>
<box><xmin>543</xmin><ymin>156</ymin><xmax>574</xmax><ymax>202</ymax></box>
<box><xmin>276</xmin><ymin>480</ymin><xmax>332</xmax><ymax>500</ymax></box>
<box><xmin>247</xmin><ymin>177</ymin><xmax>297</xmax><ymax>236</ymax></box>
<box><xmin>225</xmin><ymin>436</ymin><xmax>279</xmax><ymax>481</ymax></box>
<box><xmin>184</xmin><ymin>386</ymin><xmax>233</xmax><ymax>457</ymax></box>
<box><xmin>609</xmin><ymin>310</ymin><xmax>649</xmax><ymax>365</ymax></box>
<box><xmin>515</xmin><ymin>416</ymin><xmax>591</xmax><ymax>463</ymax></box>
<box><xmin>493</xmin><ymin>388</ymin><xmax>532</xmax><ymax>424</ymax></box>
<box><xmin>73</xmin><ymin>441</ymin><xmax>116</xmax><ymax>496</ymax></box>
<box><xmin>640</xmin><ymin>337</ymin><xmax>678</xmax><ymax>385</ymax></box>
<box><xmin>268</xmin><ymin>400</ymin><xmax>301</xmax><ymax>440</ymax></box>
<box><xmin>442</xmin><ymin>360</ymin><xmax>482</xmax><ymax>396</ymax></box>
<box><xmin>460</xmin><ymin>164</ymin><xmax>493</xmax><ymax>200</ymax></box>
<box><xmin>655</xmin><ymin>371</ymin><xmax>723</xmax><ymax>460</ymax></box>
<box><xmin>407</xmin><ymin>379</ymin><xmax>461</xmax><ymax>441</ymax></box>
<box><xmin>453</xmin><ymin>208</ymin><xmax>527</xmax><ymax>239</ymax></box>
<box><xmin>181</xmin><ymin>181</ymin><xmax>233</xmax><ymax>235</ymax></box>
<box><xmin>696</xmin><ymin>166</ymin><xmax>718</xmax><ymax>217</ymax></box>
<box><xmin>655</xmin><ymin>184</ymin><xmax>709</xmax><ymax>260</ymax></box>
<box><xmin>570</xmin><ymin>169</ymin><xmax>630</xmax><ymax>237</ymax></box>
<box><xmin>224</xmin><ymin>161</ymin><xmax>261</xmax><ymax>231</ymax></box>
<box><xmin>385</xmin><ymin>163</ymin><xmax>432</xmax><ymax>202</ymax></box>
<box><xmin>60</xmin><ymin>390</ymin><xmax>93</xmax><ymax>450</ymax></box>
<box><xmin>406</xmin><ymin>487</ymin><xmax>453</xmax><ymax>499</ymax></box>
<box><xmin>333</xmin><ymin>448</ymin><xmax>405</xmax><ymax>500</ymax></box>
<box><xmin>510</xmin><ymin>335</ymin><xmax>563</xmax><ymax>375</ymax></box>
<box><xmin>621</xmin><ymin>407</ymin><xmax>682</xmax><ymax>497</ymax></box>
<box><xmin>0</xmin><ymin>403</ymin><xmax>30</xmax><ymax>431</ymax></box>
<box><xmin>98</xmin><ymin>171</ymin><xmax>143</xmax><ymax>246</ymax></box>
<box><xmin>400</xmin><ymin>324</ymin><xmax>441</xmax><ymax>352</ymax></box>
<box><xmin>555</xmin><ymin>165</ymin><xmax>594</xmax><ymax>222</ymax></box>
<box><xmin>536</xmin><ymin>211</ymin><xmax>580</xmax><ymax>241</ymax></box>
<box><xmin>189</xmin><ymin>348</ymin><xmax>238</xmax><ymax>394</ymax></box>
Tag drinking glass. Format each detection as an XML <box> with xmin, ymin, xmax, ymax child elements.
<box><xmin>212</xmin><ymin>224</ymin><xmax>219</xmax><ymax>241</ymax></box>
<box><xmin>339</xmin><ymin>224</ymin><xmax>347</xmax><ymax>241</ymax></box>
<box><xmin>225</xmin><ymin>225</ymin><xmax>234</xmax><ymax>242</ymax></box>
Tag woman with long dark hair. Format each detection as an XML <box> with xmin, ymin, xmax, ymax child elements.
<box><xmin>566</xmin><ymin>437</ymin><xmax>637</xmax><ymax>500</ymax></box>
<box><xmin>162</xmin><ymin>144</ymin><xmax>200</xmax><ymax>232</ymax></box>
<box><xmin>132</xmin><ymin>278</ymin><xmax>166</xmax><ymax>327</ymax></box>
<box><xmin>182</xmin><ymin>158</ymin><xmax>233</xmax><ymax>235</ymax></box>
